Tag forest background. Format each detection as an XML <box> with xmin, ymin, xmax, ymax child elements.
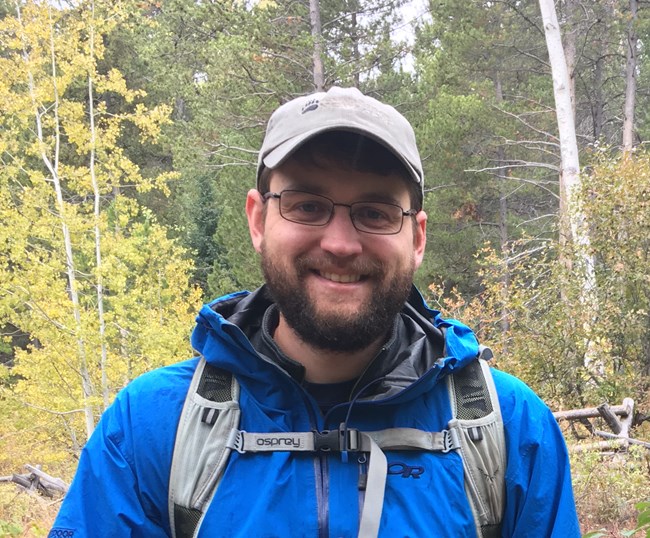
<box><xmin>0</xmin><ymin>0</ymin><xmax>649</xmax><ymax>535</ymax></box>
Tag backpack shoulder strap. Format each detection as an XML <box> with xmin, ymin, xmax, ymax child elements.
<box><xmin>168</xmin><ymin>356</ymin><xmax>241</xmax><ymax>538</ymax></box>
<box><xmin>447</xmin><ymin>348</ymin><xmax>506</xmax><ymax>538</ymax></box>
<box><xmin>168</xmin><ymin>352</ymin><xmax>505</xmax><ymax>538</ymax></box>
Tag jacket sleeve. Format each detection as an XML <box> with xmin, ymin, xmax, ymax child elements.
<box><xmin>49</xmin><ymin>394</ymin><xmax>171</xmax><ymax>537</ymax></box>
<box><xmin>493</xmin><ymin>370</ymin><xmax>582</xmax><ymax>538</ymax></box>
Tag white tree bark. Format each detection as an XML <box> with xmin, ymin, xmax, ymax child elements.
<box><xmin>87</xmin><ymin>1</ymin><xmax>110</xmax><ymax>410</ymax></box>
<box><xmin>563</xmin><ymin>0</ymin><xmax>578</xmax><ymax>117</ymax></box>
<box><xmin>622</xmin><ymin>0</ymin><xmax>638</xmax><ymax>153</ymax></box>
<box><xmin>309</xmin><ymin>0</ymin><xmax>325</xmax><ymax>91</ymax></box>
<box><xmin>538</xmin><ymin>0</ymin><xmax>581</xmax><ymax>246</ymax></box>
<box><xmin>538</xmin><ymin>0</ymin><xmax>599</xmax><ymax>371</ymax></box>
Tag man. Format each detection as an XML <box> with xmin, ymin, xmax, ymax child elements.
<box><xmin>50</xmin><ymin>87</ymin><xmax>580</xmax><ymax>537</ymax></box>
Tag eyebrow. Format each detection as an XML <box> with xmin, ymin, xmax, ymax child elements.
<box><xmin>281</xmin><ymin>182</ymin><xmax>405</xmax><ymax>207</ymax></box>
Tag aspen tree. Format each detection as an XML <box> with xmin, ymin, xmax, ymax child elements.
<box><xmin>0</xmin><ymin>0</ymin><xmax>200</xmax><ymax>459</ymax></box>
<box><xmin>622</xmin><ymin>0</ymin><xmax>639</xmax><ymax>153</ymax></box>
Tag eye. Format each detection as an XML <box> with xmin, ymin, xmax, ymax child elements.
<box><xmin>281</xmin><ymin>192</ymin><xmax>331</xmax><ymax>223</ymax></box>
<box><xmin>352</xmin><ymin>203</ymin><xmax>397</xmax><ymax>229</ymax></box>
<box><xmin>357</xmin><ymin>206</ymin><xmax>388</xmax><ymax>220</ymax></box>
<box><xmin>295</xmin><ymin>200</ymin><xmax>328</xmax><ymax>214</ymax></box>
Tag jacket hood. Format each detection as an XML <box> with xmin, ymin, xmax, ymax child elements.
<box><xmin>190</xmin><ymin>286</ymin><xmax>480</xmax><ymax>403</ymax></box>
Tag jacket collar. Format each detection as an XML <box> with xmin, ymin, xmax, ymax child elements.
<box><xmin>191</xmin><ymin>285</ymin><xmax>479</xmax><ymax>402</ymax></box>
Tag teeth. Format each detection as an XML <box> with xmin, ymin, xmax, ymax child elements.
<box><xmin>321</xmin><ymin>272</ymin><xmax>361</xmax><ymax>283</ymax></box>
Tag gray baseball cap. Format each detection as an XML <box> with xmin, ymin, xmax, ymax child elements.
<box><xmin>257</xmin><ymin>87</ymin><xmax>423</xmax><ymax>196</ymax></box>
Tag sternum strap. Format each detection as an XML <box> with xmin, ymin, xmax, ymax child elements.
<box><xmin>225</xmin><ymin>425</ymin><xmax>461</xmax><ymax>538</ymax></box>
<box><xmin>227</xmin><ymin>426</ymin><xmax>460</xmax><ymax>455</ymax></box>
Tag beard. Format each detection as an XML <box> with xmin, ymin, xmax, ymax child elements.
<box><xmin>261</xmin><ymin>246</ymin><xmax>415</xmax><ymax>353</ymax></box>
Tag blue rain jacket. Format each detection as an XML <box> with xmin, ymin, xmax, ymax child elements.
<box><xmin>50</xmin><ymin>287</ymin><xmax>580</xmax><ymax>537</ymax></box>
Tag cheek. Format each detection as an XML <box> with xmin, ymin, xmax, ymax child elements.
<box><xmin>391</xmin><ymin>244</ymin><xmax>417</xmax><ymax>274</ymax></box>
<box><xmin>263</xmin><ymin>221</ymin><xmax>314</xmax><ymax>254</ymax></box>
<box><xmin>366</xmin><ymin>241</ymin><xmax>407</xmax><ymax>267</ymax></box>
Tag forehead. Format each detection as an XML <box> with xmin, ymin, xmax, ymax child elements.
<box><xmin>269</xmin><ymin>158</ymin><xmax>412</xmax><ymax>205</ymax></box>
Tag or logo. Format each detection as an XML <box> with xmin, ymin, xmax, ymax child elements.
<box><xmin>388</xmin><ymin>462</ymin><xmax>425</xmax><ymax>479</ymax></box>
<box><xmin>301</xmin><ymin>99</ymin><xmax>319</xmax><ymax>114</ymax></box>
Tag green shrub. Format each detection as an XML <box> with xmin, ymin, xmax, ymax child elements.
<box><xmin>573</xmin><ymin>446</ymin><xmax>650</xmax><ymax>534</ymax></box>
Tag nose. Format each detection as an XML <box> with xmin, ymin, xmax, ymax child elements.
<box><xmin>319</xmin><ymin>205</ymin><xmax>363</xmax><ymax>257</ymax></box>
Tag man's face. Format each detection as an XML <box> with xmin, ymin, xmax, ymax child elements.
<box><xmin>246</xmin><ymin>157</ymin><xmax>427</xmax><ymax>353</ymax></box>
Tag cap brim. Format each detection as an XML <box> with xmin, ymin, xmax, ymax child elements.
<box><xmin>261</xmin><ymin>126</ymin><xmax>422</xmax><ymax>188</ymax></box>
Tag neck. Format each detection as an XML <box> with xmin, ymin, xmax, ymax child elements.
<box><xmin>273</xmin><ymin>315</ymin><xmax>384</xmax><ymax>383</ymax></box>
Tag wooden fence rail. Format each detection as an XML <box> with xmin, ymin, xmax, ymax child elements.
<box><xmin>553</xmin><ymin>397</ymin><xmax>650</xmax><ymax>452</ymax></box>
<box><xmin>0</xmin><ymin>464</ymin><xmax>68</xmax><ymax>497</ymax></box>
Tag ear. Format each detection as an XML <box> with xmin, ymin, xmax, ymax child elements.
<box><xmin>413</xmin><ymin>210</ymin><xmax>427</xmax><ymax>269</ymax></box>
<box><xmin>246</xmin><ymin>189</ymin><xmax>265</xmax><ymax>253</ymax></box>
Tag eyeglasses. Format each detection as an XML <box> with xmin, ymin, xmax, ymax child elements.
<box><xmin>263</xmin><ymin>189</ymin><xmax>417</xmax><ymax>235</ymax></box>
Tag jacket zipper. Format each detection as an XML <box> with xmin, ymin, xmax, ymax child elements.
<box><xmin>225</xmin><ymin>327</ymin><xmax>341</xmax><ymax>537</ymax></box>
<box><xmin>298</xmin><ymin>381</ymin><xmax>329</xmax><ymax>538</ymax></box>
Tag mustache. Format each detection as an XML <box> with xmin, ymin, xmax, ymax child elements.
<box><xmin>294</xmin><ymin>254</ymin><xmax>385</xmax><ymax>276</ymax></box>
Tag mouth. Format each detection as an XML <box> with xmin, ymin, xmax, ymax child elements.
<box><xmin>319</xmin><ymin>271</ymin><xmax>363</xmax><ymax>284</ymax></box>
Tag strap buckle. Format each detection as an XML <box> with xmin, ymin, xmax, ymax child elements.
<box><xmin>442</xmin><ymin>428</ymin><xmax>461</xmax><ymax>453</ymax></box>
<box><xmin>226</xmin><ymin>428</ymin><xmax>246</xmax><ymax>454</ymax></box>
<box><xmin>313</xmin><ymin>425</ymin><xmax>360</xmax><ymax>452</ymax></box>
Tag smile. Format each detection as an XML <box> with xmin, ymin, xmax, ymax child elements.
<box><xmin>319</xmin><ymin>271</ymin><xmax>362</xmax><ymax>283</ymax></box>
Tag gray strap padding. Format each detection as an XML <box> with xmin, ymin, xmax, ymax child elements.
<box><xmin>365</xmin><ymin>427</ymin><xmax>460</xmax><ymax>452</ymax></box>
<box><xmin>169</xmin><ymin>358</ymin><xmax>240</xmax><ymax>538</ymax></box>
<box><xmin>447</xmin><ymin>357</ymin><xmax>506</xmax><ymax>538</ymax></box>
<box><xmin>356</xmin><ymin>433</ymin><xmax>387</xmax><ymax>538</ymax></box>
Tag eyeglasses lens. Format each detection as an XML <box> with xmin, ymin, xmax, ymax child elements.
<box><xmin>277</xmin><ymin>190</ymin><xmax>405</xmax><ymax>235</ymax></box>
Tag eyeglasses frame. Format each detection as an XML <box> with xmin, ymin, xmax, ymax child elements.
<box><xmin>262</xmin><ymin>189</ymin><xmax>418</xmax><ymax>235</ymax></box>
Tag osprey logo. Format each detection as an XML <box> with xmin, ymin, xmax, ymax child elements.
<box><xmin>388</xmin><ymin>462</ymin><xmax>425</xmax><ymax>479</ymax></box>
<box><xmin>301</xmin><ymin>99</ymin><xmax>319</xmax><ymax>114</ymax></box>
<box><xmin>256</xmin><ymin>436</ymin><xmax>303</xmax><ymax>448</ymax></box>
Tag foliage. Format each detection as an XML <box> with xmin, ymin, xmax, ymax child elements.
<box><xmin>0</xmin><ymin>0</ymin><xmax>649</xmax><ymax>534</ymax></box>
<box><xmin>108</xmin><ymin>0</ymin><xmax>310</xmax><ymax>294</ymax></box>
<box><xmin>576</xmin><ymin>447</ymin><xmax>650</xmax><ymax>537</ymax></box>
<box><xmin>0</xmin><ymin>0</ymin><xmax>201</xmax><ymax>461</ymax></box>
<box><xmin>409</xmin><ymin>0</ymin><xmax>560</xmax><ymax>294</ymax></box>
<box><xmin>0</xmin><ymin>480</ymin><xmax>55</xmax><ymax>537</ymax></box>
<box><xmin>582</xmin><ymin>149</ymin><xmax>650</xmax><ymax>385</ymax></box>
<box><xmin>634</xmin><ymin>502</ymin><xmax>650</xmax><ymax>537</ymax></box>
<box><xmin>425</xmin><ymin>148</ymin><xmax>650</xmax><ymax>408</ymax></box>
<box><xmin>0</xmin><ymin>520</ymin><xmax>22</xmax><ymax>537</ymax></box>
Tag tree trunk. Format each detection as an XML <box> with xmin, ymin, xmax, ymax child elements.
<box><xmin>493</xmin><ymin>70</ymin><xmax>511</xmax><ymax>347</ymax></box>
<box><xmin>351</xmin><ymin>10</ymin><xmax>360</xmax><ymax>88</ymax></box>
<box><xmin>593</xmin><ymin>56</ymin><xmax>605</xmax><ymax>141</ymax></box>
<box><xmin>309</xmin><ymin>0</ymin><xmax>325</xmax><ymax>91</ymax></box>
<box><xmin>622</xmin><ymin>0</ymin><xmax>638</xmax><ymax>153</ymax></box>
<box><xmin>538</xmin><ymin>0</ymin><xmax>582</xmax><ymax>248</ymax></box>
<box><xmin>538</xmin><ymin>0</ymin><xmax>599</xmax><ymax>372</ymax></box>
<box><xmin>562</xmin><ymin>0</ymin><xmax>578</xmax><ymax>117</ymax></box>
<box><xmin>87</xmin><ymin>0</ymin><xmax>110</xmax><ymax>410</ymax></box>
<box><xmin>17</xmin><ymin>4</ymin><xmax>96</xmax><ymax>437</ymax></box>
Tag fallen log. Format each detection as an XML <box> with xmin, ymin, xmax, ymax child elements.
<box><xmin>553</xmin><ymin>399</ymin><xmax>633</xmax><ymax>422</ymax></box>
<box><xmin>591</xmin><ymin>430</ymin><xmax>650</xmax><ymax>449</ymax></box>
<box><xmin>0</xmin><ymin>465</ymin><xmax>68</xmax><ymax>497</ymax></box>
<box><xmin>553</xmin><ymin>398</ymin><xmax>649</xmax><ymax>452</ymax></box>
<box><xmin>24</xmin><ymin>464</ymin><xmax>69</xmax><ymax>494</ymax></box>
